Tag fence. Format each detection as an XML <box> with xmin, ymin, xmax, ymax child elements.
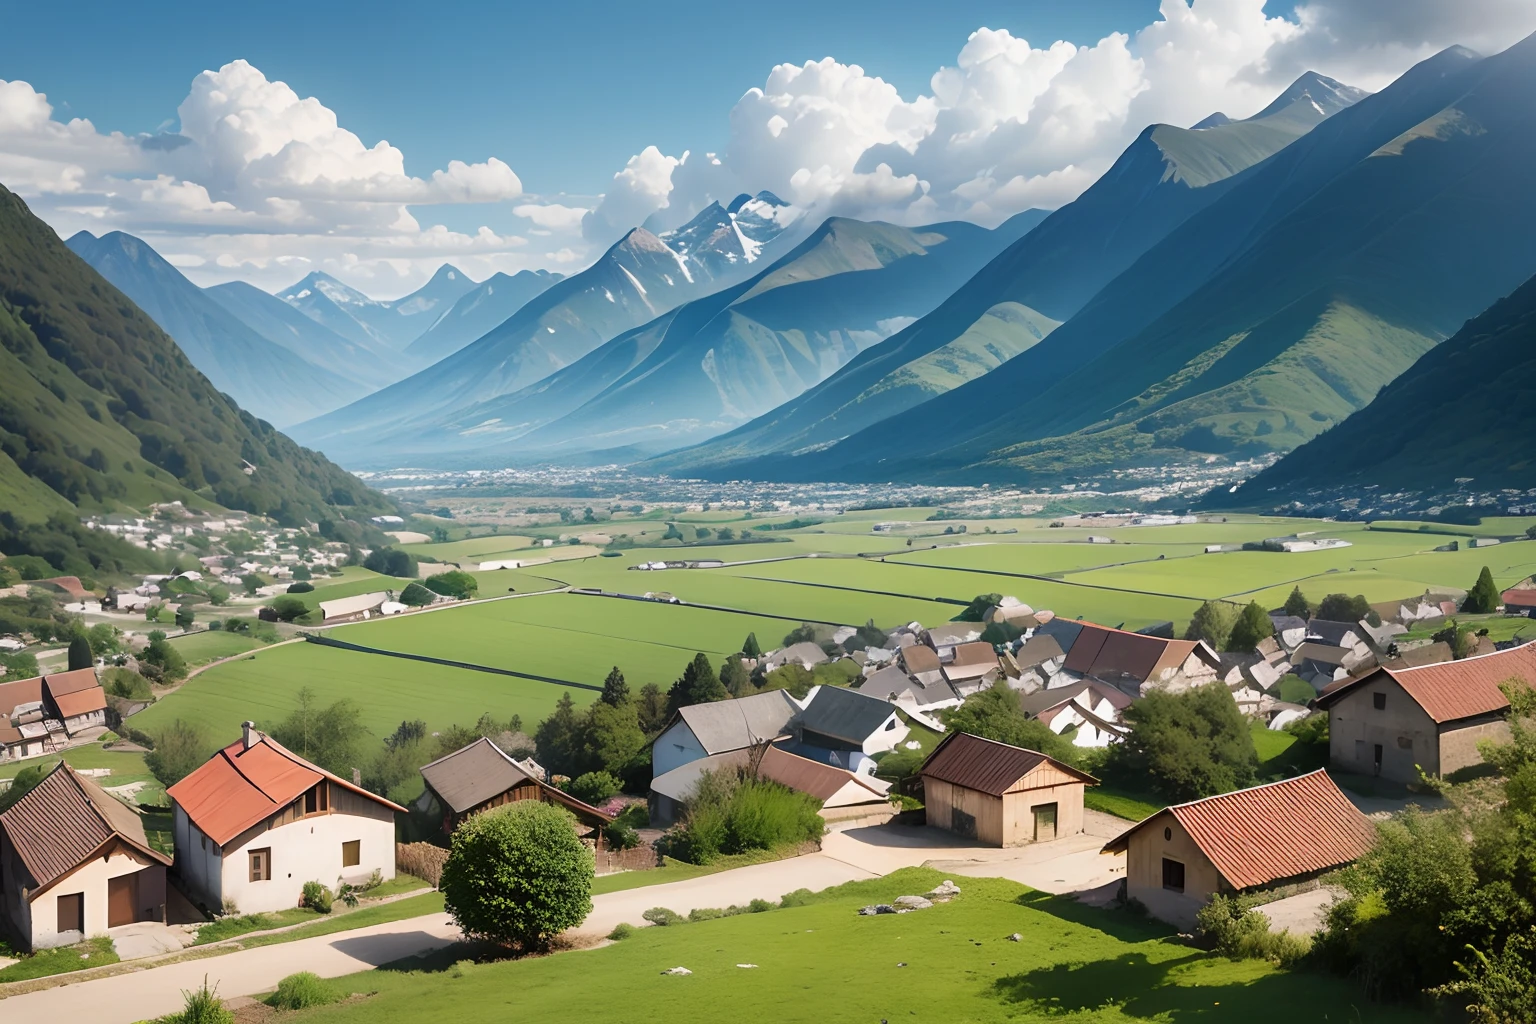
<box><xmin>396</xmin><ymin>842</ymin><xmax>448</xmax><ymax>887</ymax></box>
<box><xmin>594</xmin><ymin>843</ymin><xmax>661</xmax><ymax>875</ymax></box>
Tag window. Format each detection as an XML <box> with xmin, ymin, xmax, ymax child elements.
<box><xmin>1162</xmin><ymin>858</ymin><xmax>1185</xmax><ymax>893</ymax></box>
<box><xmin>342</xmin><ymin>840</ymin><xmax>361</xmax><ymax>868</ymax></box>
<box><xmin>884</xmin><ymin>719</ymin><xmax>898</xmax><ymax>731</ymax></box>
<box><xmin>1372</xmin><ymin>692</ymin><xmax>1386</xmax><ymax>710</ymax></box>
<box><xmin>303</xmin><ymin>784</ymin><xmax>330</xmax><ymax>816</ymax></box>
<box><xmin>57</xmin><ymin>892</ymin><xmax>84</xmax><ymax>933</ymax></box>
<box><xmin>249</xmin><ymin>847</ymin><xmax>271</xmax><ymax>882</ymax></box>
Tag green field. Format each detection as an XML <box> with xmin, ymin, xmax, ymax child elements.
<box><xmin>168</xmin><ymin>630</ymin><xmax>266</xmax><ymax>667</ymax></box>
<box><xmin>272</xmin><ymin>869</ymin><xmax>1429</xmax><ymax>1024</ymax></box>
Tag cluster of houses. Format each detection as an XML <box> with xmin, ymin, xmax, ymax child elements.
<box><xmin>0</xmin><ymin>669</ymin><xmax>108</xmax><ymax>762</ymax></box>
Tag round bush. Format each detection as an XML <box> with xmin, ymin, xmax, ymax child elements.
<box><xmin>286</xmin><ymin>581</ymin><xmax>315</xmax><ymax>594</ymax></box>
<box><xmin>268</xmin><ymin>972</ymin><xmax>337</xmax><ymax>1010</ymax></box>
<box><xmin>439</xmin><ymin>801</ymin><xmax>594</xmax><ymax>950</ymax></box>
<box><xmin>568</xmin><ymin>770</ymin><xmax>620</xmax><ymax>806</ymax></box>
<box><xmin>301</xmin><ymin>881</ymin><xmax>333</xmax><ymax>914</ymax></box>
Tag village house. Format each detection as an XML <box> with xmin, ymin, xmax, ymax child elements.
<box><xmin>1502</xmin><ymin>586</ymin><xmax>1536</xmax><ymax>616</ymax></box>
<box><xmin>651</xmin><ymin>689</ymin><xmax>801</xmax><ymax>779</ymax></box>
<box><xmin>941</xmin><ymin>641</ymin><xmax>1001</xmax><ymax>696</ymax></box>
<box><xmin>856</xmin><ymin>663</ymin><xmax>961</xmax><ymax>715</ymax></box>
<box><xmin>761</xmin><ymin>641</ymin><xmax>829</xmax><ymax>673</ymax></box>
<box><xmin>782</xmin><ymin>684</ymin><xmax>909</xmax><ymax>776</ymax></box>
<box><xmin>0</xmin><ymin>762</ymin><xmax>172</xmax><ymax>950</ymax></box>
<box><xmin>922</xmin><ymin>623</ymin><xmax>984</xmax><ymax>658</ymax></box>
<box><xmin>1314</xmin><ymin>641</ymin><xmax>1533</xmax><ymax>783</ymax></box>
<box><xmin>168</xmin><ymin>723</ymin><xmax>405</xmax><ymax>915</ymax></box>
<box><xmin>920</xmin><ymin>732</ymin><xmax>1097</xmax><ymax>847</ymax></box>
<box><xmin>0</xmin><ymin>669</ymin><xmax>109</xmax><ymax>762</ymax></box>
<box><xmin>1056</xmin><ymin>622</ymin><xmax>1221</xmax><ymax>696</ymax></box>
<box><xmin>1019</xmin><ymin>682</ymin><xmax>1131</xmax><ymax>748</ymax></box>
<box><xmin>649</xmin><ymin>744</ymin><xmax>891</xmax><ymax>829</ymax></box>
<box><xmin>1101</xmin><ymin>770</ymin><xmax>1376</xmax><ymax>928</ymax></box>
<box><xmin>417</xmin><ymin>737</ymin><xmax>612</xmax><ymax>840</ymax></box>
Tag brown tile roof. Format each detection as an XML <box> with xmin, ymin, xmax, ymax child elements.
<box><xmin>45</xmin><ymin>668</ymin><xmax>106</xmax><ymax>720</ymax></box>
<box><xmin>1501</xmin><ymin>588</ymin><xmax>1536</xmax><ymax>608</ymax></box>
<box><xmin>899</xmin><ymin>644</ymin><xmax>940</xmax><ymax>675</ymax></box>
<box><xmin>1063</xmin><ymin>623</ymin><xmax>1217</xmax><ymax>682</ymax></box>
<box><xmin>1102</xmin><ymin>770</ymin><xmax>1376</xmax><ymax>890</ymax></box>
<box><xmin>1013</xmin><ymin>633</ymin><xmax>1065</xmax><ymax>670</ymax></box>
<box><xmin>0</xmin><ymin>676</ymin><xmax>45</xmax><ymax>717</ymax></box>
<box><xmin>920</xmin><ymin>731</ymin><xmax>1096</xmax><ymax>797</ymax></box>
<box><xmin>1317</xmin><ymin>641</ymin><xmax>1534</xmax><ymax>724</ymax></box>
<box><xmin>168</xmin><ymin>731</ymin><xmax>406</xmax><ymax>846</ymax></box>
<box><xmin>419</xmin><ymin>737</ymin><xmax>613</xmax><ymax>824</ymax></box>
<box><xmin>0</xmin><ymin>762</ymin><xmax>169</xmax><ymax>895</ymax></box>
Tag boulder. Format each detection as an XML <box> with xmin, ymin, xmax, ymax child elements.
<box><xmin>894</xmin><ymin>895</ymin><xmax>934</xmax><ymax>910</ymax></box>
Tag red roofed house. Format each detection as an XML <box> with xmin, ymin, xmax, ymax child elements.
<box><xmin>1314</xmin><ymin>641</ymin><xmax>1534</xmax><ymax>784</ymax></box>
<box><xmin>1101</xmin><ymin>770</ymin><xmax>1376</xmax><ymax>928</ymax></box>
<box><xmin>0</xmin><ymin>762</ymin><xmax>171</xmax><ymax>950</ymax></box>
<box><xmin>42</xmin><ymin>667</ymin><xmax>108</xmax><ymax>736</ymax></box>
<box><xmin>0</xmin><ymin>669</ymin><xmax>108</xmax><ymax>762</ymax></box>
<box><xmin>1502</xmin><ymin>588</ymin><xmax>1536</xmax><ymax>616</ymax></box>
<box><xmin>168</xmin><ymin>722</ymin><xmax>406</xmax><ymax>915</ymax></box>
<box><xmin>920</xmin><ymin>732</ymin><xmax>1097</xmax><ymax>847</ymax></box>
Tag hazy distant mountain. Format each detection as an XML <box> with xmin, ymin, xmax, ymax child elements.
<box><xmin>66</xmin><ymin>231</ymin><xmax>367</xmax><ymax>426</ymax></box>
<box><xmin>0</xmin><ymin>184</ymin><xmax>388</xmax><ymax>523</ymax></box>
<box><xmin>293</xmin><ymin>193</ymin><xmax>799</xmax><ymax>460</ymax></box>
<box><xmin>403</xmin><ymin>269</ymin><xmax>564</xmax><ymax>367</ymax></box>
<box><xmin>277</xmin><ymin>264</ymin><xmax>476</xmax><ymax>354</ymax></box>
<box><xmin>752</xmin><ymin>42</ymin><xmax>1536</xmax><ymax>484</ymax></box>
<box><xmin>392</xmin><ymin>264</ymin><xmax>478</xmax><ymax>339</ymax></box>
<box><xmin>653</xmin><ymin>71</ymin><xmax>1364</xmax><ymax>479</ymax></box>
<box><xmin>439</xmin><ymin>211</ymin><xmax>1049</xmax><ymax>463</ymax></box>
<box><xmin>205</xmin><ymin>279</ymin><xmax>410</xmax><ymax>392</ymax></box>
<box><xmin>1220</xmin><ymin>271</ymin><xmax>1536</xmax><ymax>505</ymax></box>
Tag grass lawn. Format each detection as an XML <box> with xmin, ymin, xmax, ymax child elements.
<box><xmin>0</xmin><ymin>936</ymin><xmax>118</xmax><ymax>983</ymax></box>
<box><xmin>592</xmin><ymin>847</ymin><xmax>809</xmax><ymax>897</ymax></box>
<box><xmin>169</xmin><ymin>629</ymin><xmax>265</xmax><ymax>667</ymax></box>
<box><xmin>1084</xmin><ymin>784</ymin><xmax>1164</xmax><ymax>822</ymax></box>
<box><xmin>1251</xmin><ymin>723</ymin><xmax>1328</xmax><ymax>779</ymax></box>
<box><xmin>280</xmin><ymin>868</ymin><xmax>1429</xmax><ymax>1024</ymax></box>
<box><xmin>194</xmin><ymin>875</ymin><xmax>433</xmax><ymax>945</ymax></box>
<box><xmin>0</xmin><ymin>743</ymin><xmax>152</xmax><ymax>782</ymax></box>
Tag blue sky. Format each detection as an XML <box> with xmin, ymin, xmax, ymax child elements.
<box><xmin>0</xmin><ymin>0</ymin><xmax>1167</xmax><ymax>194</ymax></box>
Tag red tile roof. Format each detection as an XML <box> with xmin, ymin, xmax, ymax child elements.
<box><xmin>1102</xmin><ymin>770</ymin><xmax>1376</xmax><ymax>890</ymax></box>
<box><xmin>1501</xmin><ymin>588</ymin><xmax>1536</xmax><ymax>608</ymax></box>
<box><xmin>921</xmin><ymin>731</ymin><xmax>1097</xmax><ymax>797</ymax></box>
<box><xmin>44</xmin><ymin>668</ymin><xmax>106</xmax><ymax>720</ymax></box>
<box><xmin>168</xmin><ymin>731</ymin><xmax>406</xmax><ymax>846</ymax></box>
<box><xmin>1316</xmin><ymin>641</ymin><xmax>1534</xmax><ymax>724</ymax></box>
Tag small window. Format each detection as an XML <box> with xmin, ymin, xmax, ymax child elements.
<box><xmin>1373</xmin><ymin>692</ymin><xmax>1386</xmax><ymax>710</ymax></box>
<box><xmin>1163</xmin><ymin>826</ymin><xmax>1172</xmax><ymax>842</ymax></box>
<box><xmin>884</xmin><ymin>719</ymin><xmax>898</xmax><ymax>731</ymax></box>
<box><xmin>249</xmin><ymin>847</ymin><xmax>271</xmax><ymax>882</ymax></box>
<box><xmin>342</xmin><ymin>840</ymin><xmax>361</xmax><ymax>868</ymax></box>
<box><xmin>1162</xmin><ymin>858</ymin><xmax>1185</xmax><ymax>893</ymax></box>
<box><xmin>303</xmin><ymin>784</ymin><xmax>330</xmax><ymax>815</ymax></box>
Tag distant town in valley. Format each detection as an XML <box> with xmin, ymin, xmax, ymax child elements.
<box><xmin>1</xmin><ymin>4</ymin><xmax>1535</xmax><ymax>1023</ymax></box>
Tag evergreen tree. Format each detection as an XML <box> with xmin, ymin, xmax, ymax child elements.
<box><xmin>635</xmin><ymin>683</ymin><xmax>670</xmax><ymax>734</ymax></box>
<box><xmin>534</xmin><ymin>693</ymin><xmax>581</xmax><ymax>772</ymax></box>
<box><xmin>667</xmin><ymin>653</ymin><xmax>727</xmax><ymax>714</ymax></box>
<box><xmin>67</xmin><ymin>636</ymin><xmax>93</xmax><ymax>671</ymax></box>
<box><xmin>741</xmin><ymin>632</ymin><xmax>762</xmax><ymax>659</ymax></box>
<box><xmin>1225</xmin><ymin>601</ymin><xmax>1275</xmax><ymax>652</ymax></box>
<box><xmin>599</xmin><ymin>666</ymin><xmax>629</xmax><ymax>707</ymax></box>
<box><xmin>1283</xmin><ymin>586</ymin><xmax>1311</xmax><ymax>619</ymax></box>
<box><xmin>720</xmin><ymin>656</ymin><xmax>754</xmax><ymax>698</ymax></box>
<box><xmin>1463</xmin><ymin>566</ymin><xmax>1502</xmax><ymax>614</ymax></box>
<box><xmin>1185</xmin><ymin>601</ymin><xmax>1236</xmax><ymax>650</ymax></box>
<box><xmin>577</xmin><ymin>700</ymin><xmax>645</xmax><ymax>779</ymax></box>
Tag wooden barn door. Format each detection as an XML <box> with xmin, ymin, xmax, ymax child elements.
<box><xmin>1033</xmin><ymin>803</ymin><xmax>1058</xmax><ymax>843</ymax></box>
<box><xmin>108</xmin><ymin>873</ymin><xmax>137</xmax><ymax>927</ymax></box>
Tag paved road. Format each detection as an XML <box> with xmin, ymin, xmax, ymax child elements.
<box><xmin>2</xmin><ymin>821</ymin><xmax>1126</xmax><ymax>1023</ymax></box>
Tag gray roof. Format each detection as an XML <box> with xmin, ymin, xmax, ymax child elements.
<box><xmin>764</xmin><ymin>641</ymin><xmax>829</xmax><ymax>671</ymax></box>
<box><xmin>1014</xmin><ymin>633</ymin><xmax>1065</xmax><ymax>669</ymax></box>
<box><xmin>925</xmin><ymin>623</ymin><xmax>982</xmax><ymax>647</ymax></box>
<box><xmin>796</xmin><ymin>685</ymin><xmax>899</xmax><ymax>746</ymax></box>
<box><xmin>1036</xmin><ymin>618</ymin><xmax>1085</xmax><ymax>653</ymax></box>
<box><xmin>857</xmin><ymin>665</ymin><xmax>959</xmax><ymax>705</ymax></box>
<box><xmin>1306</xmin><ymin>620</ymin><xmax>1362</xmax><ymax>647</ymax></box>
<box><xmin>1269</xmin><ymin>614</ymin><xmax>1308</xmax><ymax>633</ymax></box>
<box><xmin>675</xmin><ymin>689</ymin><xmax>801</xmax><ymax>754</ymax></box>
<box><xmin>419</xmin><ymin>737</ymin><xmax>537</xmax><ymax>814</ymax></box>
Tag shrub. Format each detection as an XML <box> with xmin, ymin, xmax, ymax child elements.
<box><xmin>568</xmin><ymin>770</ymin><xmax>620</xmax><ymax>806</ymax></box>
<box><xmin>398</xmin><ymin>582</ymin><xmax>435</xmax><ymax>607</ymax></box>
<box><xmin>363</xmin><ymin>547</ymin><xmax>416</xmax><ymax>578</ymax></box>
<box><xmin>285</xmin><ymin>581</ymin><xmax>315</xmax><ymax>594</ymax></box>
<box><xmin>604</xmin><ymin>822</ymin><xmax>641</xmax><ymax>850</ymax></box>
<box><xmin>642</xmin><ymin>907</ymin><xmax>685</xmax><ymax>926</ymax></box>
<box><xmin>1284</xmin><ymin>712</ymin><xmax>1329</xmax><ymax>746</ymax></box>
<box><xmin>176</xmin><ymin>977</ymin><xmax>234</xmax><ymax>1024</ymax></box>
<box><xmin>607</xmin><ymin>922</ymin><xmax>637</xmax><ymax>940</ymax></box>
<box><xmin>104</xmin><ymin>667</ymin><xmax>154</xmax><ymax>701</ymax></box>
<box><xmin>264</xmin><ymin>595</ymin><xmax>309</xmax><ymax>622</ymax></box>
<box><xmin>140</xmin><ymin>636</ymin><xmax>188</xmax><ymax>682</ymax></box>
<box><xmin>748</xmin><ymin>898</ymin><xmax>774</xmax><ymax>913</ymax></box>
<box><xmin>425</xmin><ymin>570</ymin><xmax>478</xmax><ymax>600</ymax></box>
<box><xmin>267</xmin><ymin>972</ymin><xmax>337</xmax><ymax>1010</ymax></box>
<box><xmin>1101</xmin><ymin>684</ymin><xmax>1257</xmax><ymax>801</ymax></box>
<box><xmin>300</xmin><ymin>881</ymin><xmax>333</xmax><ymax>914</ymax></box>
<box><xmin>1197</xmin><ymin>894</ymin><xmax>1310</xmax><ymax>967</ymax></box>
<box><xmin>688</xmin><ymin>907</ymin><xmax>724</xmax><ymax>922</ymax></box>
<box><xmin>779</xmin><ymin>888</ymin><xmax>814</xmax><ymax>908</ymax></box>
<box><xmin>439</xmin><ymin>801</ymin><xmax>594</xmax><ymax>951</ymax></box>
<box><xmin>145</xmin><ymin>719</ymin><xmax>213</xmax><ymax>788</ymax></box>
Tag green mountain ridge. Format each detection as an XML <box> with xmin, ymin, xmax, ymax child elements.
<box><xmin>0</xmin><ymin>184</ymin><xmax>389</xmax><ymax>526</ymax></box>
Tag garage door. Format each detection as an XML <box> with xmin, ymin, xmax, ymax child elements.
<box><xmin>108</xmin><ymin>873</ymin><xmax>137</xmax><ymax>928</ymax></box>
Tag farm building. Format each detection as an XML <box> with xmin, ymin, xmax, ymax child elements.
<box><xmin>919</xmin><ymin>732</ymin><xmax>1096</xmax><ymax>847</ymax></box>
<box><xmin>651</xmin><ymin>689</ymin><xmax>801</xmax><ymax>778</ymax></box>
<box><xmin>783</xmin><ymin>684</ymin><xmax>909</xmax><ymax>776</ymax></box>
<box><xmin>0</xmin><ymin>669</ymin><xmax>108</xmax><ymax>762</ymax></box>
<box><xmin>1314</xmin><ymin>641</ymin><xmax>1532</xmax><ymax>783</ymax></box>
<box><xmin>417</xmin><ymin>737</ymin><xmax>612</xmax><ymax>839</ymax></box>
<box><xmin>0</xmin><ymin>762</ymin><xmax>171</xmax><ymax>950</ymax></box>
<box><xmin>168</xmin><ymin>723</ymin><xmax>406</xmax><ymax>915</ymax></box>
<box><xmin>1101</xmin><ymin>770</ymin><xmax>1376</xmax><ymax>928</ymax></box>
<box><xmin>1502</xmin><ymin>587</ymin><xmax>1536</xmax><ymax>615</ymax></box>
<box><xmin>649</xmin><ymin>744</ymin><xmax>890</xmax><ymax>828</ymax></box>
<box><xmin>317</xmin><ymin>591</ymin><xmax>391</xmax><ymax>624</ymax></box>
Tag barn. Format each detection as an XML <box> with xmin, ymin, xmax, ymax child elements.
<box><xmin>919</xmin><ymin>732</ymin><xmax>1096</xmax><ymax>847</ymax></box>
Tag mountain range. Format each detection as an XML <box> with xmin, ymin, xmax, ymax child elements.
<box><xmin>278</xmin><ymin>264</ymin><xmax>477</xmax><ymax>354</ymax></box>
<box><xmin>403</xmin><ymin>269</ymin><xmax>564</xmax><ymax>367</ymax></box>
<box><xmin>0</xmin><ymin>185</ymin><xmax>388</xmax><ymax>524</ymax></box>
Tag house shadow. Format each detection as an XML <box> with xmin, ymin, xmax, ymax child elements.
<box><xmin>329</xmin><ymin>930</ymin><xmax>461</xmax><ymax>970</ymax></box>
<box><xmin>1013</xmin><ymin>889</ymin><xmax>1179</xmax><ymax>944</ymax></box>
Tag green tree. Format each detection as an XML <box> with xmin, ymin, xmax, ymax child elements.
<box><xmin>760</xmin><ymin>663</ymin><xmax>814</xmax><ymax>699</ymax></box>
<box><xmin>363</xmin><ymin>547</ymin><xmax>416</xmax><ymax>578</ymax></box>
<box><xmin>424</xmin><ymin>570</ymin><xmax>478</xmax><ymax>599</ymax></box>
<box><xmin>535</xmin><ymin>693</ymin><xmax>582</xmax><ymax>771</ymax></box>
<box><xmin>940</xmin><ymin>682</ymin><xmax>1076</xmax><ymax>764</ymax></box>
<box><xmin>174</xmin><ymin>604</ymin><xmax>195</xmax><ymax>630</ymax></box>
<box><xmin>86</xmin><ymin>622</ymin><xmax>119</xmax><ymax>658</ymax></box>
<box><xmin>0</xmin><ymin>764</ymin><xmax>48</xmax><ymax>813</ymax></box>
<box><xmin>439</xmin><ymin>802</ymin><xmax>594</xmax><ymax>951</ymax></box>
<box><xmin>1225</xmin><ymin>601</ymin><xmax>1275</xmax><ymax>652</ymax></box>
<box><xmin>67</xmin><ymin>635</ymin><xmax>93</xmax><ymax>671</ymax></box>
<box><xmin>956</xmin><ymin>593</ymin><xmax>1002</xmax><ymax>622</ymax></box>
<box><xmin>577</xmin><ymin>700</ymin><xmax>645</xmax><ymax>778</ymax></box>
<box><xmin>667</xmin><ymin>653</ymin><xmax>727</xmax><ymax>714</ymax></box>
<box><xmin>599</xmin><ymin>666</ymin><xmax>629</xmax><ymax>707</ymax></box>
<box><xmin>104</xmin><ymin>667</ymin><xmax>153</xmax><ymax>701</ymax></box>
<box><xmin>1283</xmin><ymin>586</ymin><xmax>1312</xmax><ymax>619</ymax></box>
<box><xmin>1528</xmin><ymin>524</ymin><xmax>1536</xmax><ymax>540</ymax></box>
<box><xmin>720</xmin><ymin>656</ymin><xmax>753</xmax><ymax>698</ymax></box>
<box><xmin>781</xmin><ymin>623</ymin><xmax>816</xmax><ymax>647</ymax></box>
<box><xmin>741</xmin><ymin>632</ymin><xmax>762</xmax><ymax>659</ymax></box>
<box><xmin>264</xmin><ymin>595</ymin><xmax>309</xmax><ymax>622</ymax></box>
<box><xmin>1463</xmin><ymin>566</ymin><xmax>1502</xmax><ymax>614</ymax></box>
<box><xmin>140</xmin><ymin>636</ymin><xmax>188</xmax><ymax>682</ymax></box>
<box><xmin>241</xmin><ymin>574</ymin><xmax>263</xmax><ymax>596</ymax></box>
<box><xmin>635</xmin><ymin>683</ymin><xmax>670</xmax><ymax>734</ymax></box>
<box><xmin>1317</xmin><ymin>593</ymin><xmax>1370</xmax><ymax>622</ymax></box>
<box><xmin>1185</xmin><ymin>601</ymin><xmax>1236</xmax><ymax>649</ymax></box>
<box><xmin>567</xmin><ymin>771</ymin><xmax>620</xmax><ymax>805</ymax></box>
<box><xmin>145</xmin><ymin>719</ymin><xmax>213</xmax><ymax>788</ymax></box>
<box><xmin>292</xmin><ymin>564</ymin><xmax>313</xmax><ymax>581</ymax></box>
<box><xmin>268</xmin><ymin>688</ymin><xmax>368</xmax><ymax>778</ymax></box>
<box><xmin>0</xmin><ymin>650</ymin><xmax>40</xmax><ymax>679</ymax></box>
<box><xmin>855</xmin><ymin>619</ymin><xmax>887</xmax><ymax>648</ymax></box>
<box><xmin>398</xmin><ymin>582</ymin><xmax>435</xmax><ymax>606</ymax></box>
<box><xmin>1105</xmin><ymin>685</ymin><xmax>1257</xmax><ymax>800</ymax></box>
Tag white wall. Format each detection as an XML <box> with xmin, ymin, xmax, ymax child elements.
<box><xmin>652</xmin><ymin>721</ymin><xmax>706</xmax><ymax>779</ymax></box>
<box><xmin>173</xmin><ymin>804</ymin><xmax>223</xmax><ymax>911</ymax></box>
<box><xmin>859</xmin><ymin>711</ymin><xmax>909</xmax><ymax>758</ymax></box>
<box><xmin>27</xmin><ymin>848</ymin><xmax>165</xmax><ymax>950</ymax></box>
<box><xmin>220</xmin><ymin>811</ymin><xmax>395</xmax><ymax>915</ymax></box>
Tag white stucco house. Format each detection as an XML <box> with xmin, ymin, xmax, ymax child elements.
<box><xmin>651</xmin><ymin>690</ymin><xmax>802</xmax><ymax>779</ymax></box>
<box><xmin>167</xmin><ymin>723</ymin><xmax>405</xmax><ymax>915</ymax></box>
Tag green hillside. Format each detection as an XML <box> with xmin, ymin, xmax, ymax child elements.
<box><xmin>0</xmin><ymin>183</ymin><xmax>390</xmax><ymax>527</ymax></box>
<box><xmin>1219</xmin><ymin>271</ymin><xmax>1536</xmax><ymax>504</ymax></box>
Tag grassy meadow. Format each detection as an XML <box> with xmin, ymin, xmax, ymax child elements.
<box><xmin>265</xmin><ymin>869</ymin><xmax>1431</xmax><ymax>1024</ymax></box>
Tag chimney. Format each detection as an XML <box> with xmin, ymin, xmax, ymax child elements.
<box><xmin>242</xmin><ymin>721</ymin><xmax>257</xmax><ymax>750</ymax></box>
<box><xmin>352</xmin><ymin>767</ymin><xmax>361</xmax><ymax>786</ymax></box>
